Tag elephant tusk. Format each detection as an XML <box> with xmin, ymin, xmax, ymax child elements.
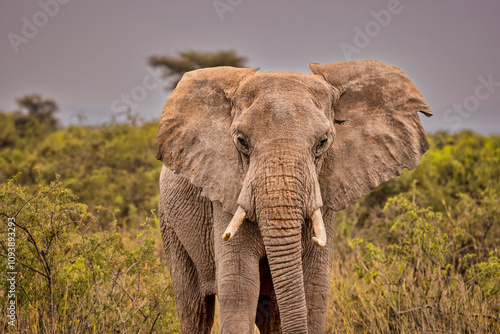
<box><xmin>222</xmin><ymin>206</ymin><xmax>246</xmax><ymax>241</ymax></box>
<box><xmin>311</xmin><ymin>208</ymin><xmax>327</xmax><ymax>247</ymax></box>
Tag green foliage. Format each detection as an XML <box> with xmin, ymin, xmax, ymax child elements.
<box><xmin>149</xmin><ymin>50</ymin><xmax>248</xmax><ymax>90</ymax></box>
<box><xmin>327</xmin><ymin>131</ymin><xmax>500</xmax><ymax>333</ymax></box>
<box><xmin>1</xmin><ymin>112</ymin><xmax>162</xmax><ymax>227</ymax></box>
<box><xmin>466</xmin><ymin>249</ymin><xmax>500</xmax><ymax>297</ymax></box>
<box><xmin>0</xmin><ymin>176</ymin><xmax>178</xmax><ymax>333</ymax></box>
<box><xmin>0</xmin><ymin>111</ymin><xmax>54</xmax><ymax>151</ymax></box>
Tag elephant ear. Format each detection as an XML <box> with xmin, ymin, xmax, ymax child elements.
<box><xmin>156</xmin><ymin>66</ymin><xmax>259</xmax><ymax>214</ymax></box>
<box><xmin>309</xmin><ymin>60</ymin><xmax>433</xmax><ymax>212</ymax></box>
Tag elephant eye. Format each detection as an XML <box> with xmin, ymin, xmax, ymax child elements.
<box><xmin>237</xmin><ymin>137</ymin><xmax>248</xmax><ymax>148</ymax></box>
<box><xmin>315</xmin><ymin>135</ymin><xmax>330</xmax><ymax>155</ymax></box>
<box><xmin>235</xmin><ymin>135</ymin><xmax>251</xmax><ymax>155</ymax></box>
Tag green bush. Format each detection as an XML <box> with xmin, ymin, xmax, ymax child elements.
<box><xmin>326</xmin><ymin>130</ymin><xmax>500</xmax><ymax>333</ymax></box>
<box><xmin>0</xmin><ymin>175</ymin><xmax>179</xmax><ymax>333</ymax></box>
<box><xmin>0</xmin><ymin>112</ymin><xmax>162</xmax><ymax>228</ymax></box>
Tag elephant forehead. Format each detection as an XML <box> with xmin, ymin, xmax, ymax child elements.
<box><xmin>235</xmin><ymin>71</ymin><xmax>333</xmax><ymax>109</ymax></box>
<box><xmin>231</xmin><ymin>72</ymin><xmax>333</xmax><ymax>142</ymax></box>
<box><xmin>234</xmin><ymin>96</ymin><xmax>332</xmax><ymax>143</ymax></box>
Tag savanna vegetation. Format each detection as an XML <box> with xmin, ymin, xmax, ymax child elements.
<box><xmin>1</xmin><ymin>103</ymin><xmax>178</xmax><ymax>333</ymax></box>
<box><xmin>326</xmin><ymin>131</ymin><xmax>500</xmax><ymax>333</ymax></box>
<box><xmin>1</xmin><ymin>73</ymin><xmax>499</xmax><ymax>332</ymax></box>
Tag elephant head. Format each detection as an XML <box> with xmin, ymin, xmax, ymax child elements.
<box><xmin>156</xmin><ymin>60</ymin><xmax>432</xmax><ymax>332</ymax></box>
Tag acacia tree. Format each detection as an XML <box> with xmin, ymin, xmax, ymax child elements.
<box><xmin>16</xmin><ymin>94</ymin><xmax>60</xmax><ymax>130</ymax></box>
<box><xmin>148</xmin><ymin>50</ymin><xmax>247</xmax><ymax>90</ymax></box>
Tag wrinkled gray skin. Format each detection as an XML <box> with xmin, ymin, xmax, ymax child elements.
<box><xmin>156</xmin><ymin>60</ymin><xmax>433</xmax><ymax>333</ymax></box>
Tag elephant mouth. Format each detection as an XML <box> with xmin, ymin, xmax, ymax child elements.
<box><xmin>222</xmin><ymin>205</ymin><xmax>327</xmax><ymax>247</ymax></box>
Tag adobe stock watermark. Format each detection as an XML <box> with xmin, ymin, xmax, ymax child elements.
<box><xmin>443</xmin><ymin>74</ymin><xmax>500</xmax><ymax>131</ymax></box>
<box><xmin>110</xmin><ymin>67</ymin><xmax>165</xmax><ymax>115</ymax></box>
<box><xmin>213</xmin><ymin>0</ymin><xmax>243</xmax><ymax>21</ymax></box>
<box><xmin>7</xmin><ymin>0</ymin><xmax>72</xmax><ymax>54</ymax></box>
<box><xmin>340</xmin><ymin>0</ymin><xmax>412</xmax><ymax>60</ymax></box>
<box><xmin>6</xmin><ymin>217</ymin><xmax>17</xmax><ymax>327</ymax></box>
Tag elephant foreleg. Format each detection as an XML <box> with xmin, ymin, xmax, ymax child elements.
<box><xmin>213</xmin><ymin>204</ymin><xmax>265</xmax><ymax>334</ymax></box>
<box><xmin>302</xmin><ymin>209</ymin><xmax>335</xmax><ymax>334</ymax></box>
<box><xmin>163</xmin><ymin>224</ymin><xmax>215</xmax><ymax>333</ymax></box>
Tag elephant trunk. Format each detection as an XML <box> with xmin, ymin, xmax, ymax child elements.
<box><xmin>260</xmin><ymin>214</ymin><xmax>308</xmax><ymax>332</ymax></box>
<box><xmin>253</xmin><ymin>153</ymin><xmax>316</xmax><ymax>333</ymax></box>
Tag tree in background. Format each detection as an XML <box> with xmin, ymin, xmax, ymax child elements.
<box><xmin>16</xmin><ymin>94</ymin><xmax>60</xmax><ymax>130</ymax></box>
<box><xmin>148</xmin><ymin>50</ymin><xmax>247</xmax><ymax>90</ymax></box>
<box><xmin>1</xmin><ymin>94</ymin><xmax>60</xmax><ymax>149</ymax></box>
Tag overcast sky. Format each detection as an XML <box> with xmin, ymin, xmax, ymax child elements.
<box><xmin>1</xmin><ymin>0</ymin><xmax>499</xmax><ymax>134</ymax></box>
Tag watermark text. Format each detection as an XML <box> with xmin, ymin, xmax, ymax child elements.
<box><xmin>213</xmin><ymin>0</ymin><xmax>243</xmax><ymax>21</ymax></box>
<box><xmin>6</xmin><ymin>217</ymin><xmax>17</xmax><ymax>327</ymax></box>
<box><xmin>340</xmin><ymin>0</ymin><xmax>412</xmax><ymax>60</ymax></box>
<box><xmin>7</xmin><ymin>0</ymin><xmax>72</xmax><ymax>54</ymax></box>
<box><xmin>443</xmin><ymin>74</ymin><xmax>500</xmax><ymax>131</ymax></box>
<box><xmin>110</xmin><ymin>67</ymin><xmax>164</xmax><ymax>114</ymax></box>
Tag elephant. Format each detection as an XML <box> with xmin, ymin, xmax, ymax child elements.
<box><xmin>155</xmin><ymin>59</ymin><xmax>433</xmax><ymax>333</ymax></box>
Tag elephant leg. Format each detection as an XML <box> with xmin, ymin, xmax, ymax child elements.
<box><xmin>302</xmin><ymin>209</ymin><xmax>335</xmax><ymax>334</ymax></box>
<box><xmin>162</xmin><ymin>224</ymin><xmax>215</xmax><ymax>333</ymax></box>
<box><xmin>213</xmin><ymin>204</ymin><xmax>264</xmax><ymax>334</ymax></box>
<box><xmin>159</xmin><ymin>166</ymin><xmax>217</xmax><ymax>332</ymax></box>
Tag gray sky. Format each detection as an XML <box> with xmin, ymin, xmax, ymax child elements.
<box><xmin>1</xmin><ymin>0</ymin><xmax>499</xmax><ymax>133</ymax></box>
